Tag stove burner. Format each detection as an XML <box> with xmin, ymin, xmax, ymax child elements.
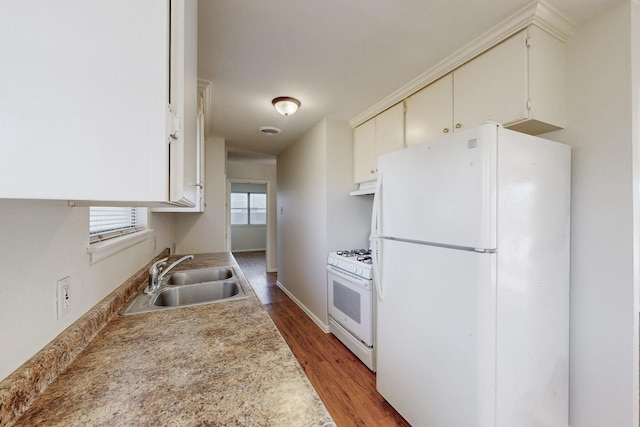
<box><xmin>336</xmin><ymin>249</ymin><xmax>371</xmax><ymax>257</ymax></box>
<box><xmin>357</xmin><ymin>255</ymin><xmax>372</xmax><ymax>264</ymax></box>
<box><xmin>328</xmin><ymin>249</ymin><xmax>374</xmax><ymax>280</ymax></box>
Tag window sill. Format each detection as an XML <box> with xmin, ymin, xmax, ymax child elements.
<box><xmin>87</xmin><ymin>229</ymin><xmax>153</xmax><ymax>265</ymax></box>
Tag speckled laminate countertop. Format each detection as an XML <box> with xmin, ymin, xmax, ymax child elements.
<box><xmin>11</xmin><ymin>253</ymin><xmax>335</xmax><ymax>427</ymax></box>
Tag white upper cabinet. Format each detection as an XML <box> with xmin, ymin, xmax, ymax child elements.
<box><xmin>0</xmin><ymin>0</ymin><xmax>198</xmax><ymax>205</ymax></box>
<box><xmin>454</xmin><ymin>26</ymin><xmax>564</xmax><ymax>134</ymax></box>
<box><xmin>405</xmin><ymin>26</ymin><xmax>565</xmax><ymax>146</ymax></box>
<box><xmin>166</xmin><ymin>0</ymin><xmax>199</xmax><ymax>208</ymax></box>
<box><xmin>354</xmin><ymin>103</ymin><xmax>405</xmax><ymax>183</ymax></box>
<box><xmin>154</xmin><ymin>80</ymin><xmax>208</xmax><ymax>213</ymax></box>
<box><xmin>405</xmin><ymin>74</ymin><xmax>453</xmax><ymax>147</ymax></box>
<box><xmin>453</xmin><ymin>30</ymin><xmax>529</xmax><ymax>131</ymax></box>
<box><xmin>354</xmin><ymin>118</ymin><xmax>377</xmax><ymax>184</ymax></box>
<box><xmin>376</xmin><ymin>102</ymin><xmax>406</xmax><ymax>158</ymax></box>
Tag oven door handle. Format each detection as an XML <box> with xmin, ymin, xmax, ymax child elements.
<box><xmin>326</xmin><ymin>265</ymin><xmax>372</xmax><ymax>290</ymax></box>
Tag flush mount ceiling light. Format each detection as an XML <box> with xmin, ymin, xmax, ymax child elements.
<box><xmin>272</xmin><ymin>97</ymin><xmax>301</xmax><ymax>116</ymax></box>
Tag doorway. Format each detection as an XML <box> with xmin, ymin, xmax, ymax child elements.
<box><xmin>228</xmin><ymin>181</ymin><xmax>268</xmax><ymax>254</ymax></box>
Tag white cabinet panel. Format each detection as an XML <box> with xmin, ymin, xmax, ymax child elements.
<box><xmin>454</xmin><ymin>26</ymin><xmax>565</xmax><ymax>135</ymax></box>
<box><xmin>0</xmin><ymin>0</ymin><xmax>198</xmax><ymax>205</ymax></box>
<box><xmin>353</xmin><ymin>103</ymin><xmax>405</xmax><ymax>184</ymax></box>
<box><xmin>454</xmin><ymin>31</ymin><xmax>528</xmax><ymax>132</ymax></box>
<box><xmin>354</xmin><ymin>118</ymin><xmax>377</xmax><ymax>183</ymax></box>
<box><xmin>375</xmin><ymin>103</ymin><xmax>405</xmax><ymax>157</ymax></box>
<box><xmin>154</xmin><ymin>81</ymin><xmax>208</xmax><ymax>213</ymax></box>
<box><xmin>405</xmin><ymin>74</ymin><xmax>453</xmax><ymax>146</ymax></box>
<box><xmin>402</xmin><ymin>26</ymin><xmax>565</xmax><ymax>149</ymax></box>
<box><xmin>167</xmin><ymin>0</ymin><xmax>199</xmax><ymax>208</ymax></box>
<box><xmin>509</xmin><ymin>25</ymin><xmax>566</xmax><ymax>134</ymax></box>
<box><xmin>353</xmin><ymin>102</ymin><xmax>404</xmax><ymax>184</ymax></box>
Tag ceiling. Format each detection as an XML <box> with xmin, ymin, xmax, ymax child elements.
<box><xmin>198</xmin><ymin>0</ymin><xmax>619</xmax><ymax>161</ymax></box>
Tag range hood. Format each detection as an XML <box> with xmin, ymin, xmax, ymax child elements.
<box><xmin>350</xmin><ymin>180</ymin><xmax>376</xmax><ymax>196</ymax></box>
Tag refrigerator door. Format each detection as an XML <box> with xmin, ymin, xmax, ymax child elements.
<box><xmin>376</xmin><ymin>238</ymin><xmax>497</xmax><ymax>426</ymax></box>
<box><xmin>376</xmin><ymin>123</ymin><xmax>497</xmax><ymax>250</ymax></box>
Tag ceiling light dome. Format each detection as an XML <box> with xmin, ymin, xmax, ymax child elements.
<box><xmin>272</xmin><ymin>97</ymin><xmax>301</xmax><ymax>116</ymax></box>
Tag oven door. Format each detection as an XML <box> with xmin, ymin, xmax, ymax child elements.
<box><xmin>326</xmin><ymin>265</ymin><xmax>373</xmax><ymax>346</ymax></box>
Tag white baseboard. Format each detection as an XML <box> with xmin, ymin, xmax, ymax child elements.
<box><xmin>276</xmin><ymin>280</ymin><xmax>330</xmax><ymax>333</ymax></box>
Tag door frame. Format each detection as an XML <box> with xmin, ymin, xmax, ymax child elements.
<box><xmin>226</xmin><ymin>178</ymin><xmax>271</xmax><ymax>266</ymax></box>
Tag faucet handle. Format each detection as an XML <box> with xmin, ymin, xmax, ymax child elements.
<box><xmin>150</xmin><ymin>257</ymin><xmax>168</xmax><ymax>274</ymax></box>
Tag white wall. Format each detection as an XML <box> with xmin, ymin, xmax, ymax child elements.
<box><xmin>230</xmin><ymin>225</ymin><xmax>266</xmax><ymax>251</ymax></box>
<box><xmin>227</xmin><ymin>159</ymin><xmax>278</xmax><ymax>272</ymax></box>
<box><xmin>174</xmin><ymin>136</ymin><xmax>227</xmax><ymax>254</ymax></box>
<box><xmin>277</xmin><ymin>118</ymin><xmax>372</xmax><ymax>328</ymax></box>
<box><xmin>278</xmin><ymin>120</ymin><xmax>328</xmax><ymax>325</ymax></box>
<box><xmin>545</xmin><ymin>1</ymin><xmax>638</xmax><ymax>424</ymax></box>
<box><xmin>0</xmin><ymin>201</ymin><xmax>176</xmax><ymax>381</ymax></box>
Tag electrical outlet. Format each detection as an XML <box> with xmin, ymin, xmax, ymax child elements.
<box><xmin>57</xmin><ymin>276</ymin><xmax>71</xmax><ymax>319</ymax></box>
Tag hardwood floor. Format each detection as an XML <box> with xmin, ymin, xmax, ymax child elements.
<box><xmin>233</xmin><ymin>251</ymin><xmax>410</xmax><ymax>427</ymax></box>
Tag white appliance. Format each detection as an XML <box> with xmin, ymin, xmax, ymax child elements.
<box><xmin>327</xmin><ymin>250</ymin><xmax>375</xmax><ymax>371</ymax></box>
<box><xmin>371</xmin><ymin>123</ymin><xmax>570</xmax><ymax>426</ymax></box>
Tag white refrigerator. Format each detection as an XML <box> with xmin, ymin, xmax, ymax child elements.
<box><xmin>371</xmin><ymin>123</ymin><xmax>570</xmax><ymax>427</ymax></box>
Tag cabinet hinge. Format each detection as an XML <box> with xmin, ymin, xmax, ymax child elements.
<box><xmin>167</xmin><ymin>103</ymin><xmax>181</xmax><ymax>142</ymax></box>
<box><xmin>525</xmin><ymin>36</ymin><xmax>532</xmax><ymax>48</ymax></box>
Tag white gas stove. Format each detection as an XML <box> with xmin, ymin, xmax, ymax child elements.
<box><xmin>326</xmin><ymin>248</ymin><xmax>376</xmax><ymax>371</ymax></box>
<box><xmin>327</xmin><ymin>249</ymin><xmax>373</xmax><ymax>280</ymax></box>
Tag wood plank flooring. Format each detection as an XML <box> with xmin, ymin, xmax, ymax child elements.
<box><xmin>233</xmin><ymin>251</ymin><xmax>410</xmax><ymax>427</ymax></box>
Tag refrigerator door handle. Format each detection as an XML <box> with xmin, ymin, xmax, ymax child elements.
<box><xmin>370</xmin><ymin>174</ymin><xmax>384</xmax><ymax>302</ymax></box>
<box><xmin>369</xmin><ymin>173</ymin><xmax>383</xmax><ymax>241</ymax></box>
<box><xmin>372</xmin><ymin>238</ymin><xmax>383</xmax><ymax>302</ymax></box>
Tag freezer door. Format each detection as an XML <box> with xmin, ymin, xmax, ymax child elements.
<box><xmin>376</xmin><ymin>239</ymin><xmax>497</xmax><ymax>427</ymax></box>
<box><xmin>376</xmin><ymin>123</ymin><xmax>497</xmax><ymax>250</ymax></box>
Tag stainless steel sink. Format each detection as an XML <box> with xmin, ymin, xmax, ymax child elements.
<box><xmin>154</xmin><ymin>281</ymin><xmax>241</xmax><ymax>307</ymax></box>
<box><xmin>121</xmin><ymin>266</ymin><xmax>248</xmax><ymax>315</ymax></box>
<box><xmin>163</xmin><ymin>267</ymin><xmax>233</xmax><ymax>286</ymax></box>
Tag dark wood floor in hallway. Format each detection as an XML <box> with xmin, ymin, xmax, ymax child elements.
<box><xmin>233</xmin><ymin>251</ymin><xmax>410</xmax><ymax>427</ymax></box>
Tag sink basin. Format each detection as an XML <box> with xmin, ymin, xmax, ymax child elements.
<box><xmin>164</xmin><ymin>267</ymin><xmax>233</xmax><ymax>286</ymax></box>
<box><xmin>121</xmin><ymin>266</ymin><xmax>248</xmax><ymax>315</ymax></box>
<box><xmin>154</xmin><ymin>281</ymin><xmax>242</xmax><ymax>307</ymax></box>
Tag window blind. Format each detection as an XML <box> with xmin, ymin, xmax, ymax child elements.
<box><xmin>89</xmin><ymin>207</ymin><xmax>145</xmax><ymax>243</ymax></box>
<box><xmin>230</xmin><ymin>192</ymin><xmax>266</xmax><ymax>225</ymax></box>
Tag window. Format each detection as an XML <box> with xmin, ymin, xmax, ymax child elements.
<box><xmin>230</xmin><ymin>192</ymin><xmax>267</xmax><ymax>225</ymax></box>
<box><xmin>89</xmin><ymin>207</ymin><xmax>146</xmax><ymax>243</ymax></box>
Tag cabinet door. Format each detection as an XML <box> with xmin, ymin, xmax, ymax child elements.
<box><xmin>168</xmin><ymin>0</ymin><xmax>198</xmax><ymax>207</ymax></box>
<box><xmin>405</xmin><ymin>74</ymin><xmax>453</xmax><ymax>146</ymax></box>
<box><xmin>507</xmin><ymin>25</ymin><xmax>565</xmax><ymax>135</ymax></box>
<box><xmin>153</xmin><ymin>86</ymin><xmax>205</xmax><ymax>213</ymax></box>
<box><xmin>376</xmin><ymin>102</ymin><xmax>405</xmax><ymax>156</ymax></box>
<box><xmin>0</xmin><ymin>0</ymin><xmax>170</xmax><ymax>202</ymax></box>
<box><xmin>453</xmin><ymin>30</ymin><xmax>528</xmax><ymax>132</ymax></box>
<box><xmin>354</xmin><ymin>119</ymin><xmax>377</xmax><ymax>183</ymax></box>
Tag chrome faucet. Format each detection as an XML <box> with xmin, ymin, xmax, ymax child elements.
<box><xmin>145</xmin><ymin>255</ymin><xmax>194</xmax><ymax>294</ymax></box>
